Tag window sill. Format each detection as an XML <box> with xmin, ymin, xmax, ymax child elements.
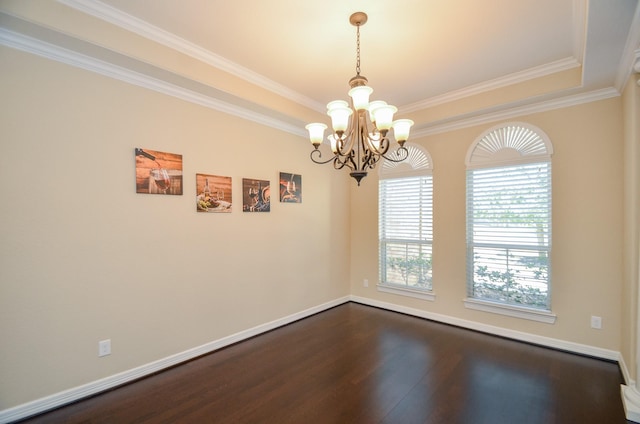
<box><xmin>463</xmin><ymin>298</ymin><xmax>556</xmax><ymax>324</ymax></box>
<box><xmin>377</xmin><ymin>284</ymin><xmax>435</xmax><ymax>301</ymax></box>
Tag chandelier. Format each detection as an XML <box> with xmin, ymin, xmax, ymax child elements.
<box><xmin>305</xmin><ymin>12</ymin><xmax>414</xmax><ymax>185</ymax></box>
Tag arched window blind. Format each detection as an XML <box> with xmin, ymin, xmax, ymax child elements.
<box><xmin>466</xmin><ymin>123</ymin><xmax>553</xmax><ymax>312</ymax></box>
<box><xmin>379</xmin><ymin>144</ymin><xmax>434</xmax><ymax>292</ymax></box>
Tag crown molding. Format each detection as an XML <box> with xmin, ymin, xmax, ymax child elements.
<box><xmin>614</xmin><ymin>1</ymin><xmax>640</xmax><ymax>90</ymax></box>
<box><xmin>58</xmin><ymin>0</ymin><xmax>594</xmax><ymax>116</ymax></box>
<box><xmin>0</xmin><ymin>26</ymin><xmax>307</xmax><ymax>138</ymax></box>
<box><xmin>0</xmin><ymin>11</ymin><xmax>622</xmax><ymax>142</ymax></box>
<box><xmin>572</xmin><ymin>0</ymin><xmax>587</xmax><ymax>65</ymax></box>
<box><xmin>411</xmin><ymin>87</ymin><xmax>620</xmax><ymax>138</ymax></box>
<box><xmin>0</xmin><ymin>23</ymin><xmax>618</xmax><ymax>141</ymax></box>
<box><xmin>57</xmin><ymin>0</ymin><xmax>324</xmax><ymax>112</ymax></box>
<box><xmin>400</xmin><ymin>57</ymin><xmax>581</xmax><ymax>114</ymax></box>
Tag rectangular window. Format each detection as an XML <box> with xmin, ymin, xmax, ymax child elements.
<box><xmin>379</xmin><ymin>175</ymin><xmax>433</xmax><ymax>291</ymax></box>
<box><xmin>466</xmin><ymin>162</ymin><xmax>551</xmax><ymax>310</ymax></box>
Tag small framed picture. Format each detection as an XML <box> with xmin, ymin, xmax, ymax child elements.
<box><xmin>196</xmin><ymin>173</ymin><xmax>232</xmax><ymax>213</ymax></box>
<box><xmin>279</xmin><ymin>172</ymin><xmax>302</xmax><ymax>203</ymax></box>
<box><xmin>135</xmin><ymin>148</ymin><xmax>183</xmax><ymax>195</ymax></box>
<box><xmin>242</xmin><ymin>178</ymin><xmax>270</xmax><ymax>212</ymax></box>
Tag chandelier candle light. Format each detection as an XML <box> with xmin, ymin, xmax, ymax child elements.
<box><xmin>305</xmin><ymin>12</ymin><xmax>414</xmax><ymax>185</ymax></box>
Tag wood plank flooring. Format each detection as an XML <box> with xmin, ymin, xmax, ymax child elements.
<box><xmin>17</xmin><ymin>303</ymin><xmax>627</xmax><ymax>423</ymax></box>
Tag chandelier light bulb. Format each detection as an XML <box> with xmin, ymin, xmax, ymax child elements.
<box><xmin>326</xmin><ymin>100</ymin><xmax>349</xmax><ymax>111</ymax></box>
<box><xmin>367</xmin><ymin>100</ymin><xmax>387</xmax><ymax>122</ymax></box>
<box><xmin>392</xmin><ymin>119</ymin><xmax>414</xmax><ymax>144</ymax></box>
<box><xmin>305</xmin><ymin>123</ymin><xmax>328</xmax><ymax>147</ymax></box>
<box><xmin>348</xmin><ymin>86</ymin><xmax>373</xmax><ymax>110</ymax></box>
<box><xmin>327</xmin><ymin>103</ymin><xmax>352</xmax><ymax>133</ymax></box>
<box><xmin>371</xmin><ymin>104</ymin><xmax>397</xmax><ymax>131</ymax></box>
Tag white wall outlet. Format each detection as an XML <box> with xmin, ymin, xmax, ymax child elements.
<box><xmin>590</xmin><ymin>316</ymin><xmax>602</xmax><ymax>329</ymax></box>
<box><xmin>363</xmin><ymin>279</ymin><xmax>369</xmax><ymax>287</ymax></box>
<box><xmin>98</xmin><ymin>339</ymin><xmax>111</xmax><ymax>357</ymax></box>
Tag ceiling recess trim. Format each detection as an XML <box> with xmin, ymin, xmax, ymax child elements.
<box><xmin>59</xmin><ymin>0</ymin><xmax>596</xmax><ymax>116</ymax></box>
<box><xmin>0</xmin><ymin>25</ymin><xmax>307</xmax><ymax>138</ymax></box>
<box><xmin>2</xmin><ymin>3</ymin><xmax>631</xmax><ymax>141</ymax></box>
<box><xmin>0</xmin><ymin>20</ymin><xmax>619</xmax><ymax>141</ymax></box>
<box><xmin>614</xmin><ymin>3</ymin><xmax>640</xmax><ymax>90</ymax></box>
<box><xmin>57</xmin><ymin>0</ymin><xmax>325</xmax><ymax>112</ymax></box>
<box><xmin>400</xmin><ymin>57</ymin><xmax>581</xmax><ymax>114</ymax></box>
<box><xmin>411</xmin><ymin>87</ymin><xmax>619</xmax><ymax>138</ymax></box>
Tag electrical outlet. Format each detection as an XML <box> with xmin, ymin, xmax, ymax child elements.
<box><xmin>98</xmin><ymin>339</ymin><xmax>111</xmax><ymax>357</ymax></box>
<box><xmin>363</xmin><ymin>279</ymin><xmax>369</xmax><ymax>287</ymax></box>
<box><xmin>590</xmin><ymin>316</ymin><xmax>602</xmax><ymax>329</ymax></box>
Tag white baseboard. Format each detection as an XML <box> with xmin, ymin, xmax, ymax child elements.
<box><xmin>620</xmin><ymin>355</ymin><xmax>633</xmax><ymax>386</ymax></box>
<box><xmin>1</xmin><ymin>295</ymin><xmax>624</xmax><ymax>423</ymax></box>
<box><xmin>622</xmin><ymin>384</ymin><xmax>640</xmax><ymax>422</ymax></box>
<box><xmin>0</xmin><ymin>296</ymin><xmax>350</xmax><ymax>424</ymax></box>
<box><xmin>349</xmin><ymin>295</ymin><xmax>621</xmax><ymax>362</ymax></box>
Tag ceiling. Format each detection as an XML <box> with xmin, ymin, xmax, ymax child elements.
<box><xmin>2</xmin><ymin>0</ymin><xmax>639</xmax><ymax>134</ymax></box>
<box><xmin>94</xmin><ymin>0</ymin><xmax>639</xmax><ymax>105</ymax></box>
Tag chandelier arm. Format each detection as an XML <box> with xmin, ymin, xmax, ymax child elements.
<box><xmin>335</xmin><ymin>123</ymin><xmax>356</xmax><ymax>157</ymax></box>
<box><xmin>345</xmin><ymin>153</ymin><xmax>358</xmax><ymax>172</ymax></box>
<box><xmin>379</xmin><ymin>137</ymin><xmax>392</xmax><ymax>154</ymax></box>
<box><xmin>310</xmin><ymin>149</ymin><xmax>339</xmax><ymax>165</ymax></box>
<box><xmin>363</xmin><ymin>135</ymin><xmax>389</xmax><ymax>156</ymax></box>
<box><xmin>365</xmin><ymin>149</ymin><xmax>378</xmax><ymax>165</ymax></box>
<box><xmin>379</xmin><ymin>146</ymin><xmax>410</xmax><ymax>163</ymax></box>
<box><xmin>335</xmin><ymin>135</ymin><xmax>350</xmax><ymax>158</ymax></box>
<box><xmin>360</xmin><ymin>114</ymin><xmax>391</xmax><ymax>155</ymax></box>
<box><xmin>363</xmin><ymin>152</ymin><xmax>380</xmax><ymax>171</ymax></box>
<box><xmin>334</xmin><ymin>144</ymin><xmax>356</xmax><ymax>172</ymax></box>
<box><xmin>333</xmin><ymin>157</ymin><xmax>347</xmax><ymax>170</ymax></box>
<box><xmin>333</xmin><ymin>151</ymin><xmax>357</xmax><ymax>172</ymax></box>
<box><xmin>336</xmin><ymin>144</ymin><xmax>356</xmax><ymax>171</ymax></box>
<box><xmin>356</xmin><ymin>111</ymin><xmax>374</xmax><ymax>172</ymax></box>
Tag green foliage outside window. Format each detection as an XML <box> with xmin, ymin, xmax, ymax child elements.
<box><xmin>473</xmin><ymin>252</ymin><xmax>548</xmax><ymax>308</ymax></box>
<box><xmin>388</xmin><ymin>254</ymin><xmax>432</xmax><ymax>288</ymax></box>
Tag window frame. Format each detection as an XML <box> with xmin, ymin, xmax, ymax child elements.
<box><xmin>464</xmin><ymin>122</ymin><xmax>556</xmax><ymax>323</ymax></box>
<box><xmin>378</xmin><ymin>144</ymin><xmax>435</xmax><ymax>301</ymax></box>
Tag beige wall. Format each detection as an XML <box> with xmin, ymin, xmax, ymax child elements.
<box><xmin>0</xmin><ymin>2</ymin><xmax>633</xmax><ymax>414</ymax></box>
<box><xmin>0</xmin><ymin>46</ymin><xmax>351</xmax><ymax>409</ymax></box>
<box><xmin>351</xmin><ymin>97</ymin><xmax>625</xmax><ymax>350</ymax></box>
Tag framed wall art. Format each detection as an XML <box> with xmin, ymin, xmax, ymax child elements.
<box><xmin>279</xmin><ymin>172</ymin><xmax>302</xmax><ymax>203</ymax></box>
<box><xmin>135</xmin><ymin>148</ymin><xmax>183</xmax><ymax>195</ymax></box>
<box><xmin>242</xmin><ymin>178</ymin><xmax>270</xmax><ymax>212</ymax></box>
<box><xmin>196</xmin><ymin>173</ymin><xmax>232</xmax><ymax>213</ymax></box>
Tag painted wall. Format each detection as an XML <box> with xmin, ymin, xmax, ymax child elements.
<box><xmin>350</xmin><ymin>97</ymin><xmax>625</xmax><ymax>351</ymax></box>
<box><xmin>0</xmin><ymin>46</ymin><xmax>351</xmax><ymax>409</ymax></box>
<box><xmin>0</xmin><ymin>0</ymin><xmax>633</xmax><ymax>415</ymax></box>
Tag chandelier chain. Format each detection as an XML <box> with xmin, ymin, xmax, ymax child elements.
<box><xmin>355</xmin><ymin>25</ymin><xmax>361</xmax><ymax>76</ymax></box>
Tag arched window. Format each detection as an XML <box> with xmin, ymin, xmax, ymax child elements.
<box><xmin>378</xmin><ymin>144</ymin><xmax>434</xmax><ymax>299</ymax></box>
<box><xmin>465</xmin><ymin>122</ymin><xmax>555</xmax><ymax>322</ymax></box>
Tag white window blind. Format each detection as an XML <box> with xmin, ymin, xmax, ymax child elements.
<box><xmin>379</xmin><ymin>175</ymin><xmax>433</xmax><ymax>290</ymax></box>
<box><xmin>466</xmin><ymin>162</ymin><xmax>551</xmax><ymax>309</ymax></box>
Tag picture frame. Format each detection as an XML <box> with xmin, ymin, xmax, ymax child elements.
<box><xmin>135</xmin><ymin>148</ymin><xmax>183</xmax><ymax>195</ymax></box>
<box><xmin>196</xmin><ymin>173</ymin><xmax>232</xmax><ymax>212</ymax></box>
<box><xmin>242</xmin><ymin>178</ymin><xmax>270</xmax><ymax>212</ymax></box>
<box><xmin>279</xmin><ymin>172</ymin><xmax>302</xmax><ymax>203</ymax></box>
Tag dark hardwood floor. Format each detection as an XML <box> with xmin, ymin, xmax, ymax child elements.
<box><xmin>17</xmin><ymin>303</ymin><xmax>627</xmax><ymax>423</ymax></box>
